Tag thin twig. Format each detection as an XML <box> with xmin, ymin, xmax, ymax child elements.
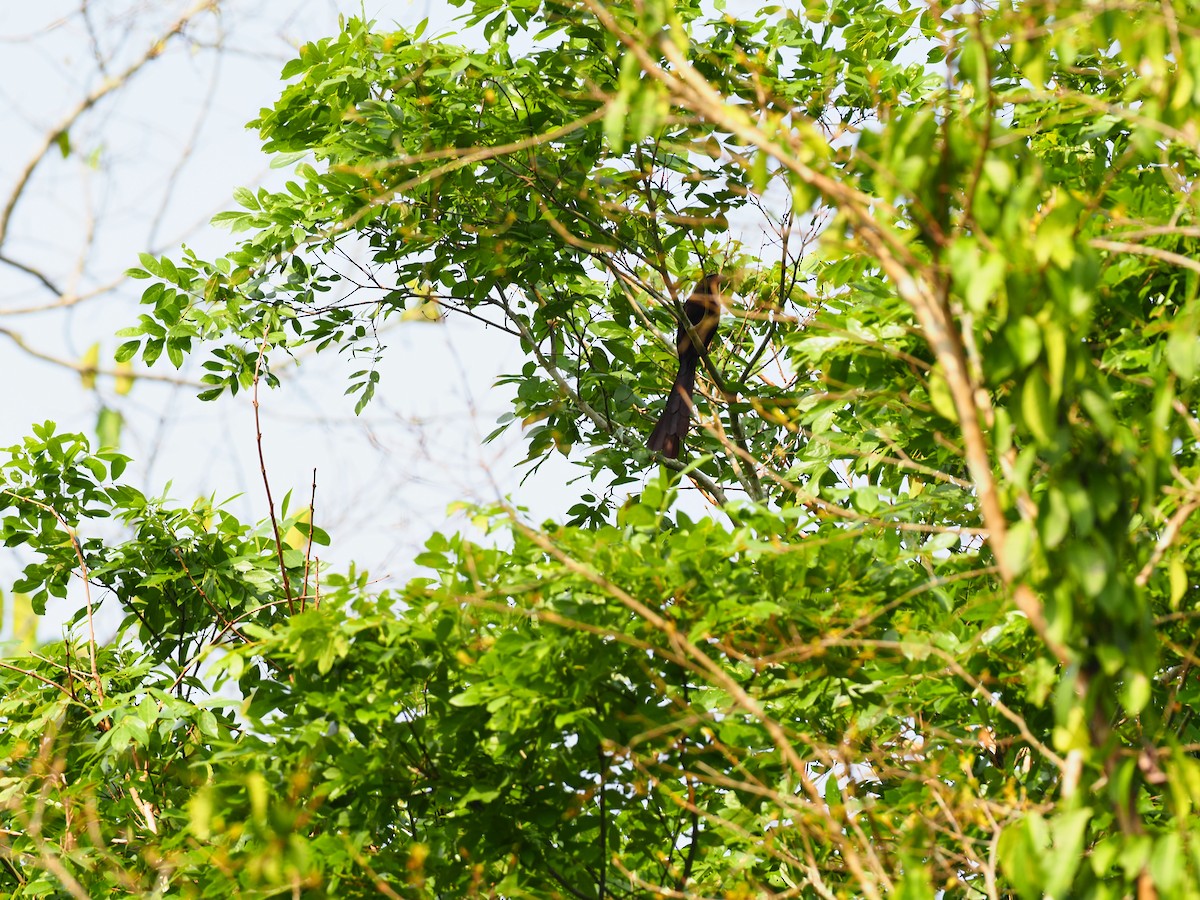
<box><xmin>1135</xmin><ymin>497</ymin><xmax>1200</xmax><ymax>587</ymax></box>
<box><xmin>1091</xmin><ymin>239</ymin><xmax>1200</xmax><ymax>276</ymax></box>
<box><xmin>251</xmin><ymin>333</ymin><xmax>294</xmax><ymax>612</ymax></box>
<box><xmin>0</xmin><ymin>660</ymin><xmax>74</xmax><ymax>697</ymax></box>
<box><xmin>0</xmin><ymin>327</ymin><xmax>204</xmax><ymax>387</ymax></box>
<box><xmin>302</xmin><ymin>467</ymin><xmax>318</xmax><ymax>609</ymax></box>
<box><xmin>1</xmin><ymin>490</ymin><xmax>103</xmax><ymax>703</ymax></box>
<box><xmin>0</xmin><ymin>0</ymin><xmax>218</xmax><ymax>249</ymax></box>
<box><xmin>514</xmin><ymin>516</ymin><xmax>889</xmax><ymax>899</ymax></box>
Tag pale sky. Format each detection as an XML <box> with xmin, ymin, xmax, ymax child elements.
<box><xmin>0</xmin><ymin>0</ymin><xmax>584</xmax><ymax>640</ymax></box>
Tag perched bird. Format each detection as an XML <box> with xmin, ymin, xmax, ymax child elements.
<box><xmin>647</xmin><ymin>274</ymin><xmax>724</xmax><ymax>459</ymax></box>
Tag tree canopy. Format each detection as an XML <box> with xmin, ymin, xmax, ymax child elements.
<box><xmin>5</xmin><ymin>0</ymin><xmax>1200</xmax><ymax>896</ymax></box>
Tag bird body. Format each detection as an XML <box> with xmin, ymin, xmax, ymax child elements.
<box><xmin>647</xmin><ymin>274</ymin><xmax>723</xmax><ymax>459</ymax></box>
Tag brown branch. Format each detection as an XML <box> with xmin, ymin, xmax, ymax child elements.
<box><xmin>514</xmin><ymin>517</ymin><xmax>890</xmax><ymax>899</ymax></box>
<box><xmin>0</xmin><ymin>660</ymin><xmax>75</xmax><ymax>697</ymax></box>
<box><xmin>0</xmin><ymin>490</ymin><xmax>103</xmax><ymax>702</ymax></box>
<box><xmin>250</xmin><ymin>334</ymin><xmax>294</xmax><ymax>613</ymax></box>
<box><xmin>302</xmin><ymin>467</ymin><xmax>318</xmax><ymax>609</ymax></box>
<box><xmin>0</xmin><ymin>0</ymin><xmax>219</xmax><ymax>250</ymax></box>
<box><xmin>0</xmin><ymin>327</ymin><xmax>204</xmax><ymax>388</ymax></box>
<box><xmin>1135</xmin><ymin>496</ymin><xmax>1200</xmax><ymax>587</ymax></box>
<box><xmin>1091</xmin><ymin>239</ymin><xmax>1200</xmax><ymax>276</ymax></box>
<box><xmin>594</xmin><ymin>13</ymin><xmax>1067</xmax><ymax>663</ymax></box>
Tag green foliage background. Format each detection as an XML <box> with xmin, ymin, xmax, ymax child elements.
<box><xmin>5</xmin><ymin>0</ymin><xmax>1200</xmax><ymax>896</ymax></box>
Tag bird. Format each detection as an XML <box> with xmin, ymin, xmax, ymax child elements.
<box><xmin>647</xmin><ymin>274</ymin><xmax>724</xmax><ymax>459</ymax></box>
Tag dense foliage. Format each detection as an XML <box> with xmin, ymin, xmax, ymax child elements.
<box><xmin>5</xmin><ymin>0</ymin><xmax>1200</xmax><ymax>896</ymax></box>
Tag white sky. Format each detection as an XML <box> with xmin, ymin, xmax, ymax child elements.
<box><xmin>0</xmin><ymin>0</ymin><xmax>587</xmax><ymax>640</ymax></box>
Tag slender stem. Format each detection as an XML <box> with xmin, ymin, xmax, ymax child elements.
<box><xmin>302</xmin><ymin>467</ymin><xmax>319</xmax><ymax>609</ymax></box>
<box><xmin>1</xmin><ymin>490</ymin><xmax>104</xmax><ymax>703</ymax></box>
<box><xmin>598</xmin><ymin>745</ymin><xmax>608</xmax><ymax>900</ymax></box>
<box><xmin>251</xmin><ymin>334</ymin><xmax>294</xmax><ymax>613</ymax></box>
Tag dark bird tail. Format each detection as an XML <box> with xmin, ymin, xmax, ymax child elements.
<box><xmin>647</xmin><ymin>359</ymin><xmax>698</xmax><ymax>460</ymax></box>
<box><xmin>646</xmin><ymin>273</ymin><xmax>723</xmax><ymax>460</ymax></box>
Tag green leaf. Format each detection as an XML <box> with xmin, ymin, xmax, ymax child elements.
<box><xmin>1040</xmin><ymin>487</ymin><xmax>1070</xmax><ymax>549</ymax></box>
<box><xmin>1167</xmin><ymin>321</ymin><xmax>1199</xmax><ymax>382</ymax></box>
<box><xmin>95</xmin><ymin>407</ymin><xmax>122</xmax><ymax>450</ymax></box>
<box><xmin>1020</xmin><ymin>374</ymin><xmax>1055</xmax><ymax>445</ymax></box>
<box><xmin>1002</xmin><ymin>519</ymin><xmax>1034</xmax><ymax>578</ymax></box>
<box><xmin>232</xmin><ymin>186</ymin><xmax>261</xmax><ymax>210</ymax></box>
<box><xmin>1007</xmin><ymin>316</ymin><xmax>1042</xmax><ymax>368</ymax></box>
